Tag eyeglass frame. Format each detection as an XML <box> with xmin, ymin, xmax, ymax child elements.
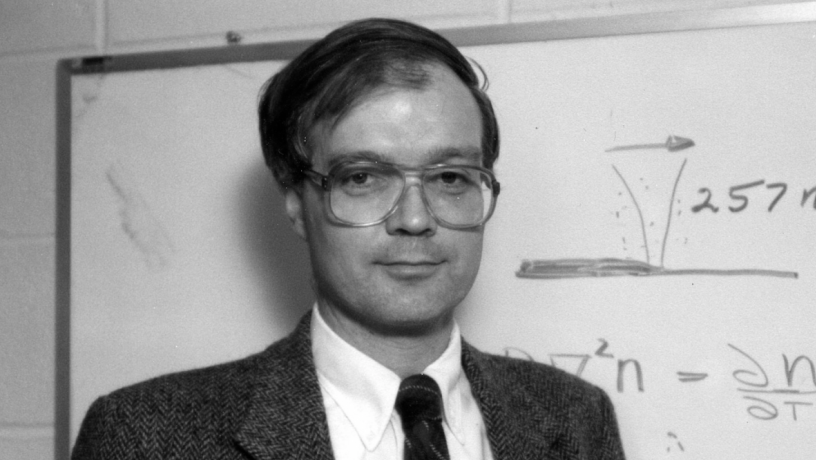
<box><xmin>301</xmin><ymin>161</ymin><xmax>501</xmax><ymax>229</ymax></box>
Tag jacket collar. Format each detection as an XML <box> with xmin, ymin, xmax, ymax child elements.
<box><xmin>462</xmin><ymin>341</ymin><xmax>565</xmax><ymax>460</ymax></box>
<box><xmin>232</xmin><ymin>313</ymin><xmax>562</xmax><ymax>460</ymax></box>
<box><xmin>233</xmin><ymin>312</ymin><xmax>334</xmax><ymax>460</ymax></box>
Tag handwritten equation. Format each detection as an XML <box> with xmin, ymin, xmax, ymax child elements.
<box><xmin>505</xmin><ymin>341</ymin><xmax>816</xmax><ymax>421</ymax></box>
<box><xmin>693</xmin><ymin>180</ymin><xmax>816</xmax><ymax>214</ymax></box>
<box><xmin>730</xmin><ymin>343</ymin><xmax>816</xmax><ymax>421</ymax></box>
<box><xmin>516</xmin><ymin>153</ymin><xmax>803</xmax><ymax>280</ymax></box>
<box><xmin>504</xmin><ymin>339</ymin><xmax>645</xmax><ymax>393</ymax></box>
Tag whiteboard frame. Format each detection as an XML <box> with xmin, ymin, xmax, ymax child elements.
<box><xmin>55</xmin><ymin>3</ymin><xmax>816</xmax><ymax>458</ymax></box>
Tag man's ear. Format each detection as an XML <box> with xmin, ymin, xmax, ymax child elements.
<box><xmin>284</xmin><ymin>187</ymin><xmax>307</xmax><ymax>240</ymax></box>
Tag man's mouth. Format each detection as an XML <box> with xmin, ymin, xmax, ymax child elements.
<box><xmin>379</xmin><ymin>260</ymin><xmax>443</xmax><ymax>278</ymax></box>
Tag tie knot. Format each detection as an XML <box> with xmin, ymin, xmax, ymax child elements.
<box><xmin>395</xmin><ymin>374</ymin><xmax>443</xmax><ymax>428</ymax></box>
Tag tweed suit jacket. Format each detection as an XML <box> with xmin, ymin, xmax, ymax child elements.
<box><xmin>72</xmin><ymin>312</ymin><xmax>625</xmax><ymax>460</ymax></box>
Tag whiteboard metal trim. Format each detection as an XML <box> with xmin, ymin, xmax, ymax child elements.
<box><xmin>54</xmin><ymin>3</ymin><xmax>816</xmax><ymax>458</ymax></box>
<box><xmin>62</xmin><ymin>2</ymin><xmax>816</xmax><ymax>75</ymax></box>
<box><xmin>55</xmin><ymin>58</ymin><xmax>73</xmax><ymax>460</ymax></box>
<box><xmin>445</xmin><ymin>2</ymin><xmax>816</xmax><ymax>46</ymax></box>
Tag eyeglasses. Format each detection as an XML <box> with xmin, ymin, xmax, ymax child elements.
<box><xmin>303</xmin><ymin>161</ymin><xmax>500</xmax><ymax>229</ymax></box>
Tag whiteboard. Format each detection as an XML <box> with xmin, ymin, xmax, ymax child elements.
<box><xmin>63</xmin><ymin>19</ymin><xmax>816</xmax><ymax>460</ymax></box>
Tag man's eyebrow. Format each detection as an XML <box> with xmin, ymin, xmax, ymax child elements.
<box><xmin>428</xmin><ymin>147</ymin><xmax>483</xmax><ymax>163</ymax></box>
<box><xmin>324</xmin><ymin>146</ymin><xmax>483</xmax><ymax>169</ymax></box>
<box><xmin>324</xmin><ymin>151</ymin><xmax>386</xmax><ymax>169</ymax></box>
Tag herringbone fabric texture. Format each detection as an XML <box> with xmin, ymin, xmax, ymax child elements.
<box><xmin>72</xmin><ymin>311</ymin><xmax>626</xmax><ymax>460</ymax></box>
<box><xmin>395</xmin><ymin>374</ymin><xmax>450</xmax><ymax>460</ymax></box>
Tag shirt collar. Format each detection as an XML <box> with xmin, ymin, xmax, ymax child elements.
<box><xmin>310</xmin><ymin>305</ymin><xmax>468</xmax><ymax>450</ymax></box>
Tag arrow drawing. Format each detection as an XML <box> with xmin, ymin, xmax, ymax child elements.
<box><xmin>606</xmin><ymin>135</ymin><xmax>695</xmax><ymax>152</ymax></box>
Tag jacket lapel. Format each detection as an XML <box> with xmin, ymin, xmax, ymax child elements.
<box><xmin>462</xmin><ymin>342</ymin><xmax>567</xmax><ymax>460</ymax></box>
<box><xmin>231</xmin><ymin>316</ymin><xmax>569</xmax><ymax>459</ymax></box>
<box><xmin>233</xmin><ymin>313</ymin><xmax>335</xmax><ymax>460</ymax></box>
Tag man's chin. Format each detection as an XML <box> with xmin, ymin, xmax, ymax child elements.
<box><xmin>363</xmin><ymin>309</ymin><xmax>455</xmax><ymax>338</ymax></box>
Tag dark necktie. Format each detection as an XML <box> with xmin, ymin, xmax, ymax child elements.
<box><xmin>395</xmin><ymin>374</ymin><xmax>450</xmax><ymax>460</ymax></box>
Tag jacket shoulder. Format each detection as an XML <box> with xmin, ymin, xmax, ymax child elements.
<box><xmin>474</xmin><ymin>348</ymin><xmax>607</xmax><ymax>401</ymax></box>
<box><xmin>90</xmin><ymin>326</ymin><xmax>301</xmax><ymax>414</ymax></box>
<box><xmin>71</xmin><ymin>321</ymin><xmax>310</xmax><ymax>459</ymax></box>
<box><xmin>463</xmin><ymin>343</ymin><xmax>626</xmax><ymax>459</ymax></box>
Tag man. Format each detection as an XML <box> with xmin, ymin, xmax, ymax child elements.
<box><xmin>72</xmin><ymin>18</ymin><xmax>625</xmax><ymax>460</ymax></box>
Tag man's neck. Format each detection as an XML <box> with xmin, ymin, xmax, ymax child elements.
<box><xmin>317</xmin><ymin>302</ymin><xmax>454</xmax><ymax>379</ymax></box>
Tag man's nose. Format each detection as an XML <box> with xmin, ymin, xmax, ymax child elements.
<box><xmin>384</xmin><ymin>181</ymin><xmax>437</xmax><ymax>236</ymax></box>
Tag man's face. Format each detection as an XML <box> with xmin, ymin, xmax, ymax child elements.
<box><xmin>285</xmin><ymin>64</ymin><xmax>486</xmax><ymax>337</ymax></box>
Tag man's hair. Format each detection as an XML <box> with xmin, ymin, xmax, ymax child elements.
<box><xmin>258</xmin><ymin>18</ymin><xmax>500</xmax><ymax>189</ymax></box>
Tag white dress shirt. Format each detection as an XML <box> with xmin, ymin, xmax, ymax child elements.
<box><xmin>311</xmin><ymin>306</ymin><xmax>494</xmax><ymax>459</ymax></box>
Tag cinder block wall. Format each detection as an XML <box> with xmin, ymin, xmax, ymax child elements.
<box><xmin>0</xmin><ymin>1</ymin><xmax>792</xmax><ymax>458</ymax></box>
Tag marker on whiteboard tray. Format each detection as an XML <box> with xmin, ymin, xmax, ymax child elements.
<box><xmin>516</xmin><ymin>258</ymin><xmax>659</xmax><ymax>278</ymax></box>
<box><xmin>606</xmin><ymin>135</ymin><xmax>695</xmax><ymax>152</ymax></box>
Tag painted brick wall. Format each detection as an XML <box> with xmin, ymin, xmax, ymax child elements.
<box><xmin>0</xmin><ymin>1</ymin><xmax>797</xmax><ymax>458</ymax></box>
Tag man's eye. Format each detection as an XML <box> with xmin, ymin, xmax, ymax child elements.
<box><xmin>339</xmin><ymin>169</ymin><xmax>383</xmax><ymax>185</ymax></box>
<box><xmin>336</xmin><ymin>168</ymin><xmax>390</xmax><ymax>194</ymax></box>
<box><xmin>433</xmin><ymin>169</ymin><xmax>476</xmax><ymax>188</ymax></box>
<box><xmin>439</xmin><ymin>171</ymin><xmax>466</xmax><ymax>184</ymax></box>
<box><xmin>347</xmin><ymin>172</ymin><xmax>371</xmax><ymax>185</ymax></box>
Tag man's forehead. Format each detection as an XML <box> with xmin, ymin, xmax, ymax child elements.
<box><xmin>327</xmin><ymin>65</ymin><xmax>463</xmax><ymax>128</ymax></box>
<box><xmin>306</xmin><ymin>69</ymin><xmax>483</xmax><ymax>168</ymax></box>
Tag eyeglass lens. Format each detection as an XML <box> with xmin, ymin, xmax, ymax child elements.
<box><xmin>328</xmin><ymin>163</ymin><xmax>494</xmax><ymax>227</ymax></box>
